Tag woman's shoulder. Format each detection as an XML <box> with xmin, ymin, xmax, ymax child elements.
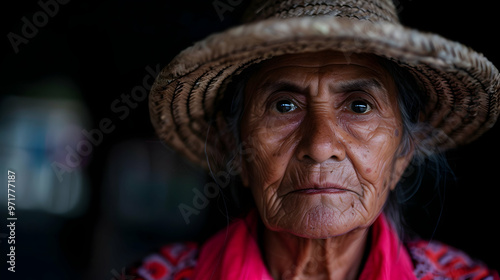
<box><xmin>406</xmin><ymin>239</ymin><xmax>499</xmax><ymax>280</ymax></box>
<box><xmin>126</xmin><ymin>242</ymin><xmax>199</xmax><ymax>280</ymax></box>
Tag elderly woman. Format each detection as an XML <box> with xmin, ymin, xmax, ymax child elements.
<box><xmin>130</xmin><ymin>0</ymin><xmax>499</xmax><ymax>279</ymax></box>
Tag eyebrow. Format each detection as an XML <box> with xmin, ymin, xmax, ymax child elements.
<box><xmin>257</xmin><ymin>80</ymin><xmax>307</xmax><ymax>95</ymax></box>
<box><xmin>257</xmin><ymin>77</ymin><xmax>386</xmax><ymax>96</ymax></box>
<box><xmin>334</xmin><ymin>78</ymin><xmax>386</xmax><ymax>93</ymax></box>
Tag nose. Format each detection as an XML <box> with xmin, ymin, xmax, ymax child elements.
<box><xmin>296</xmin><ymin>109</ymin><xmax>346</xmax><ymax>163</ymax></box>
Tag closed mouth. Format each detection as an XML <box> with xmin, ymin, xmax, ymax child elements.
<box><xmin>288</xmin><ymin>184</ymin><xmax>349</xmax><ymax>195</ymax></box>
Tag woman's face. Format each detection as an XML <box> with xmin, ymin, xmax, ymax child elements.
<box><xmin>240</xmin><ymin>51</ymin><xmax>412</xmax><ymax>238</ymax></box>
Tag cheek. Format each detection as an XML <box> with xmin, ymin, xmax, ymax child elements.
<box><xmin>241</xmin><ymin>113</ymin><xmax>306</xmax><ymax>226</ymax></box>
<box><xmin>241</xmin><ymin>104</ymin><xmax>303</xmax><ymax>183</ymax></box>
<box><xmin>343</xmin><ymin>119</ymin><xmax>402</xmax><ymax>213</ymax></box>
<box><xmin>340</xmin><ymin>113</ymin><xmax>400</xmax><ymax>175</ymax></box>
<box><xmin>241</xmin><ymin>115</ymin><xmax>296</xmax><ymax>192</ymax></box>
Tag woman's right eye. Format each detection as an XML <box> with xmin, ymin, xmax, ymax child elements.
<box><xmin>275</xmin><ymin>100</ymin><xmax>297</xmax><ymax>113</ymax></box>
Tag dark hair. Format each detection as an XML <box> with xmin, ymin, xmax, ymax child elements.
<box><xmin>212</xmin><ymin>55</ymin><xmax>451</xmax><ymax>239</ymax></box>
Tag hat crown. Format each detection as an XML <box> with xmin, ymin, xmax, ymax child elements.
<box><xmin>243</xmin><ymin>0</ymin><xmax>400</xmax><ymax>23</ymax></box>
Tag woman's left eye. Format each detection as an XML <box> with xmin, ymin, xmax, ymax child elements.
<box><xmin>275</xmin><ymin>100</ymin><xmax>298</xmax><ymax>113</ymax></box>
<box><xmin>349</xmin><ymin>100</ymin><xmax>372</xmax><ymax>114</ymax></box>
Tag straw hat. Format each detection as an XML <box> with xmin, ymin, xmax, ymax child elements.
<box><xmin>149</xmin><ymin>0</ymin><xmax>500</xmax><ymax>169</ymax></box>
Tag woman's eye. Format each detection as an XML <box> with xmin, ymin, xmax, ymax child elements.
<box><xmin>349</xmin><ymin>100</ymin><xmax>372</xmax><ymax>114</ymax></box>
<box><xmin>275</xmin><ymin>100</ymin><xmax>297</xmax><ymax>113</ymax></box>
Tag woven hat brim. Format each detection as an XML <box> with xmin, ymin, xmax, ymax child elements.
<box><xmin>150</xmin><ymin>16</ymin><xmax>500</xmax><ymax>169</ymax></box>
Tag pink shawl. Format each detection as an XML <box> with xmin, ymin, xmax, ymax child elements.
<box><xmin>192</xmin><ymin>211</ymin><xmax>416</xmax><ymax>280</ymax></box>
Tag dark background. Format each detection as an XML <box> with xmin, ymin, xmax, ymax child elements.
<box><xmin>0</xmin><ymin>1</ymin><xmax>498</xmax><ymax>279</ymax></box>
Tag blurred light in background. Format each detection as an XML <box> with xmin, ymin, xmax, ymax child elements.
<box><xmin>0</xmin><ymin>77</ymin><xmax>90</xmax><ymax>217</ymax></box>
<box><xmin>0</xmin><ymin>77</ymin><xmax>93</xmax><ymax>279</ymax></box>
<box><xmin>0</xmin><ymin>75</ymin><xmax>211</xmax><ymax>279</ymax></box>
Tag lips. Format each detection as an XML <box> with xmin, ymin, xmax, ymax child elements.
<box><xmin>289</xmin><ymin>184</ymin><xmax>348</xmax><ymax>195</ymax></box>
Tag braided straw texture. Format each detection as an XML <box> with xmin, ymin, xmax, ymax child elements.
<box><xmin>242</xmin><ymin>0</ymin><xmax>399</xmax><ymax>23</ymax></box>
<box><xmin>150</xmin><ymin>0</ymin><xmax>500</xmax><ymax>168</ymax></box>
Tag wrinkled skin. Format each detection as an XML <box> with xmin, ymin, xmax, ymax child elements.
<box><xmin>239</xmin><ymin>51</ymin><xmax>413</xmax><ymax>279</ymax></box>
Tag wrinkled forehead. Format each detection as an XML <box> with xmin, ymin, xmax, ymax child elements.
<box><xmin>247</xmin><ymin>51</ymin><xmax>396</xmax><ymax>95</ymax></box>
<box><xmin>255</xmin><ymin>51</ymin><xmax>388</xmax><ymax>73</ymax></box>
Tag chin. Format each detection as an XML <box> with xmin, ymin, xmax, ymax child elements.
<box><xmin>269</xmin><ymin>204</ymin><xmax>363</xmax><ymax>239</ymax></box>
